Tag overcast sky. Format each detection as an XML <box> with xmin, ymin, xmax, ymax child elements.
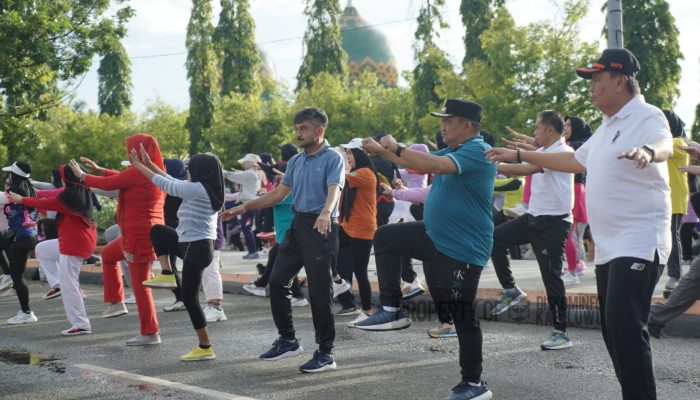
<box><xmin>72</xmin><ymin>0</ymin><xmax>700</xmax><ymax>127</ymax></box>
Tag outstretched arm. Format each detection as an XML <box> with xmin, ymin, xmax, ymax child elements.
<box><xmin>362</xmin><ymin>136</ymin><xmax>457</xmax><ymax>175</ymax></box>
<box><xmin>221</xmin><ymin>184</ymin><xmax>291</xmax><ymax>221</ymax></box>
<box><xmin>486</xmin><ymin>148</ymin><xmax>586</xmax><ymax>174</ymax></box>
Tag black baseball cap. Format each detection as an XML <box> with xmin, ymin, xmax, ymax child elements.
<box><xmin>430</xmin><ymin>98</ymin><xmax>483</xmax><ymax>122</ymax></box>
<box><xmin>576</xmin><ymin>48</ymin><xmax>640</xmax><ymax>79</ymax></box>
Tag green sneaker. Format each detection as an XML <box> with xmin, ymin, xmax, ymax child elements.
<box><xmin>541</xmin><ymin>330</ymin><xmax>572</xmax><ymax>350</ymax></box>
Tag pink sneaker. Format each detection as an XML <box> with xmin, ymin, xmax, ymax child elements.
<box><xmin>575</xmin><ymin>260</ymin><xmax>586</xmax><ymax>276</ymax></box>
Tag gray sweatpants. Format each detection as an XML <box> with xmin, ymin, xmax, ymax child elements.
<box><xmin>649</xmin><ymin>256</ymin><xmax>700</xmax><ymax>327</ymax></box>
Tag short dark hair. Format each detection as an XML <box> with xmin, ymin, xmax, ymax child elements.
<box><xmin>537</xmin><ymin>110</ymin><xmax>564</xmax><ymax>134</ymax></box>
<box><xmin>456</xmin><ymin>117</ymin><xmax>480</xmax><ymax>132</ymax></box>
<box><xmin>609</xmin><ymin>71</ymin><xmax>641</xmax><ymax>95</ymax></box>
<box><xmin>294</xmin><ymin>107</ymin><xmax>328</xmax><ymax>127</ymax></box>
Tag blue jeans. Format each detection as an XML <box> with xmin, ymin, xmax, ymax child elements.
<box><xmin>241</xmin><ymin>209</ymin><xmax>258</xmax><ymax>255</ymax></box>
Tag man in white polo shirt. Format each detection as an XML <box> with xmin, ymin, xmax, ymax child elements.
<box><xmin>486</xmin><ymin>48</ymin><xmax>671</xmax><ymax>400</ymax></box>
<box><xmin>489</xmin><ymin>110</ymin><xmax>575</xmax><ymax>351</ymax></box>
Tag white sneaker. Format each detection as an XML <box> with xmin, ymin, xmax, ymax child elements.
<box><xmin>522</xmin><ymin>249</ymin><xmax>536</xmax><ymax>260</ymax></box>
<box><xmin>504</xmin><ymin>203</ymin><xmax>528</xmax><ymax>218</ymax></box>
<box><xmin>163</xmin><ymin>300</ymin><xmax>186</xmax><ymax>312</ymax></box>
<box><xmin>427</xmin><ymin>322</ymin><xmax>458</xmax><ymax>338</ymax></box>
<box><xmin>0</xmin><ymin>275</ymin><xmax>12</xmax><ymax>292</ymax></box>
<box><xmin>124</xmin><ymin>293</ymin><xmax>136</xmax><ymax>304</ymax></box>
<box><xmin>665</xmin><ymin>277</ymin><xmax>680</xmax><ymax>290</ymax></box>
<box><xmin>401</xmin><ymin>279</ymin><xmax>426</xmax><ymax>299</ymax></box>
<box><xmin>332</xmin><ymin>279</ymin><xmax>351</xmax><ymax>298</ymax></box>
<box><xmin>7</xmin><ymin>310</ymin><xmax>38</xmax><ymax>324</ymax></box>
<box><xmin>101</xmin><ymin>302</ymin><xmax>128</xmax><ymax>318</ymax></box>
<box><xmin>562</xmin><ymin>271</ymin><xmax>580</xmax><ymax>286</ymax></box>
<box><xmin>347</xmin><ymin>312</ymin><xmax>370</xmax><ymax>328</ymax></box>
<box><xmin>291</xmin><ymin>297</ymin><xmax>309</xmax><ymax>307</ymax></box>
<box><xmin>204</xmin><ymin>305</ymin><xmax>227</xmax><ymax>322</ymax></box>
<box><xmin>243</xmin><ymin>283</ymin><xmax>266</xmax><ymax>297</ymax></box>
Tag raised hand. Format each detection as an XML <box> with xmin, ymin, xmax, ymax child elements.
<box><xmin>679</xmin><ymin>143</ymin><xmax>700</xmax><ymax>161</ymax></box>
<box><xmin>7</xmin><ymin>191</ymin><xmax>23</xmax><ymax>203</ymax></box>
<box><xmin>379</xmin><ymin>182</ymin><xmax>393</xmax><ymax>195</ymax></box>
<box><xmin>379</xmin><ymin>135</ymin><xmax>399</xmax><ymax>153</ymax></box>
<box><xmin>617</xmin><ymin>147</ymin><xmax>652</xmax><ymax>169</ymax></box>
<box><xmin>79</xmin><ymin>157</ymin><xmax>101</xmax><ymax>172</ymax></box>
<box><xmin>129</xmin><ymin>149</ymin><xmax>145</xmax><ymax>170</ymax></box>
<box><xmin>678</xmin><ymin>165</ymin><xmax>700</xmax><ymax>175</ymax></box>
<box><xmin>362</xmin><ymin>137</ymin><xmax>387</xmax><ymax>156</ymax></box>
<box><xmin>505</xmin><ymin>126</ymin><xmax>536</xmax><ymax>145</ymax></box>
<box><xmin>68</xmin><ymin>159</ymin><xmax>86</xmax><ymax>179</ymax></box>
<box><xmin>503</xmin><ymin>138</ymin><xmax>537</xmax><ymax>151</ymax></box>
<box><xmin>485</xmin><ymin>148</ymin><xmax>517</xmax><ymax>163</ymax></box>
<box><xmin>139</xmin><ymin>143</ymin><xmax>154</xmax><ymax>168</ymax></box>
<box><xmin>221</xmin><ymin>205</ymin><xmax>246</xmax><ymax>221</ymax></box>
<box><xmin>391</xmin><ymin>178</ymin><xmax>406</xmax><ymax>190</ymax></box>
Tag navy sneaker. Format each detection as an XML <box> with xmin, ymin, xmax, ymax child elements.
<box><xmin>299</xmin><ymin>350</ymin><xmax>337</xmax><ymax>373</ymax></box>
<box><xmin>445</xmin><ymin>381</ymin><xmax>493</xmax><ymax>400</ymax></box>
<box><xmin>354</xmin><ymin>308</ymin><xmax>411</xmax><ymax>331</ymax></box>
<box><xmin>260</xmin><ymin>337</ymin><xmax>303</xmax><ymax>361</ymax></box>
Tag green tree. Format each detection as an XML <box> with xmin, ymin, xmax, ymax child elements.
<box><xmin>411</xmin><ymin>0</ymin><xmax>452</xmax><ymax>138</ymax></box>
<box><xmin>28</xmin><ymin>102</ymin><xmax>189</xmax><ymax>179</ymax></box>
<box><xmin>604</xmin><ymin>0</ymin><xmax>682</xmax><ymax>108</ymax></box>
<box><xmin>210</xmin><ymin>90</ymin><xmax>292</xmax><ymax>167</ymax></box>
<box><xmin>0</xmin><ymin>0</ymin><xmax>133</xmax><ymax>161</ymax></box>
<box><xmin>28</xmin><ymin>105</ymin><xmax>139</xmax><ymax>180</ymax></box>
<box><xmin>460</xmin><ymin>0</ymin><xmax>504</xmax><ymax>64</ymax></box>
<box><xmin>214</xmin><ymin>0</ymin><xmax>261</xmax><ymax>96</ymax></box>
<box><xmin>440</xmin><ymin>1</ymin><xmax>598</xmax><ymax>142</ymax></box>
<box><xmin>186</xmin><ymin>0</ymin><xmax>219</xmax><ymax>155</ymax></box>
<box><xmin>296</xmin><ymin>0</ymin><xmax>347</xmax><ymax>92</ymax></box>
<box><xmin>692</xmin><ymin>102</ymin><xmax>700</xmax><ymax>141</ymax></box>
<box><xmin>295</xmin><ymin>72</ymin><xmax>414</xmax><ymax>144</ymax></box>
<box><xmin>139</xmin><ymin>101</ymin><xmax>190</xmax><ymax>159</ymax></box>
<box><xmin>98</xmin><ymin>39</ymin><xmax>132</xmax><ymax>116</ymax></box>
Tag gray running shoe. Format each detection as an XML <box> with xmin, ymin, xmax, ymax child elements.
<box><xmin>490</xmin><ymin>287</ymin><xmax>526</xmax><ymax>316</ymax></box>
<box><xmin>541</xmin><ymin>330</ymin><xmax>572</xmax><ymax>350</ymax></box>
<box><xmin>126</xmin><ymin>333</ymin><xmax>161</xmax><ymax>346</ymax></box>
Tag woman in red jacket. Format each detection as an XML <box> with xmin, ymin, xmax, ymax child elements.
<box><xmin>10</xmin><ymin>165</ymin><xmax>96</xmax><ymax>336</ymax></box>
<box><xmin>69</xmin><ymin>133</ymin><xmax>165</xmax><ymax>345</ymax></box>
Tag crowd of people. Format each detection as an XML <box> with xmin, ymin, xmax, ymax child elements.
<box><xmin>1</xmin><ymin>47</ymin><xmax>698</xmax><ymax>400</ymax></box>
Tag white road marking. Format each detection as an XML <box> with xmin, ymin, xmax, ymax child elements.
<box><xmin>72</xmin><ymin>363</ymin><xmax>257</xmax><ymax>400</ymax></box>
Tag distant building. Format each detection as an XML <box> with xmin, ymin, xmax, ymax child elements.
<box><xmin>340</xmin><ymin>0</ymin><xmax>398</xmax><ymax>86</ymax></box>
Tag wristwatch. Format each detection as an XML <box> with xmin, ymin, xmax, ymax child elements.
<box><xmin>642</xmin><ymin>145</ymin><xmax>656</xmax><ymax>161</ymax></box>
<box><xmin>395</xmin><ymin>144</ymin><xmax>406</xmax><ymax>157</ymax></box>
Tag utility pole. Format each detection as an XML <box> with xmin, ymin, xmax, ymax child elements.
<box><xmin>607</xmin><ymin>0</ymin><xmax>623</xmax><ymax>48</ymax></box>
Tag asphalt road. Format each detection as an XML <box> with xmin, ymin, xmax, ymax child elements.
<box><xmin>1</xmin><ymin>282</ymin><xmax>698</xmax><ymax>400</ymax></box>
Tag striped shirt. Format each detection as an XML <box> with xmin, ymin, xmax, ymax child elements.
<box><xmin>151</xmin><ymin>174</ymin><xmax>217</xmax><ymax>242</ymax></box>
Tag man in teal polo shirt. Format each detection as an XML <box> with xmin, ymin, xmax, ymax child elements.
<box><xmin>358</xmin><ymin>99</ymin><xmax>496</xmax><ymax>400</ymax></box>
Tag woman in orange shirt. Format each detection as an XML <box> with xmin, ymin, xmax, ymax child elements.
<box><xmin>336</xmin><ymin>140</ymin><xmax>378</xmax><ymax>326</ymax></box>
